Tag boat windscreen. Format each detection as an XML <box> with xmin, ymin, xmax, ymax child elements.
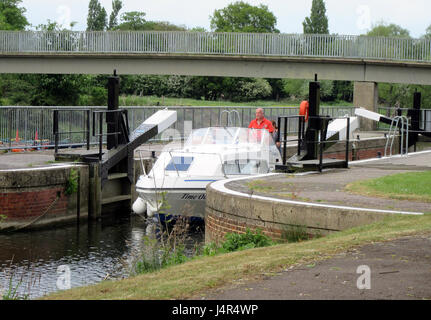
<box><xmin>165</xmin><ymin>156</ymin><xmax>194</xmax><ymax>171</ymax></box>
<box><xmin>185</xmin><ymin>127</ymin><xmax>276</xmax><ymax>148</ymax></box>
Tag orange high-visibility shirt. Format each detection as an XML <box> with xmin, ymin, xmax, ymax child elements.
<box><xmin>248</xmin><ymin>118</ymin><xmax>274</xmax><ymax>133</ymax></box>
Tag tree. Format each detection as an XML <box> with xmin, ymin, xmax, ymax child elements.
<box><xmin>210</xmin><ymin>1</ymin><xmax>279</xmax><ymax>33</ymax></box>
<box><xmin>425</xmin><ymin>25</ymin><xmax>431</xmax><ymax>39</ymax></box>
<box><xmin>87</xmin><ymin>0</ymin><xmax>107</xmax><ymax>31</ymax></box>
<box><xmin>0</xmin><ymin>0</ymin><xmax>28</xmax><ymax>30</ymax></box>
<box><xmin>303</xmin><ymin>0</ymin><xmax>329</xmax><ymax>34</ymax></box>
<box><xmin>366</xmin><ymin>22</ymin><xmax>410</xmax><ymax>38</ymax></box>
<box><xmin>116</xmin><ymin>11</ymin><xmax>147</xmax><ymax>30</ymax></box>
<box><xmin>108</xmin><ymin>0</ymin><xmax>123</xmax><ymax>30</ymax></box>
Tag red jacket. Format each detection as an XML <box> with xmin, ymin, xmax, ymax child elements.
<box><xmin>248</xmin><ymin>118</ymin><xmax>274</xmax><ymax>133</ymax></box>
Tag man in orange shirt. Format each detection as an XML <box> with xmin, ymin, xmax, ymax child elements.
<box><xmin>248</xmin><ymin>108</ymin><xmax>274</xmax><ymax>133</ymax></box>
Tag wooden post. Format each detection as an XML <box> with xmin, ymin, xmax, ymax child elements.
<box><xmin>88</xmin><ymin>163</ymin><xmax>102</xmax><ymax>220</ymax></box>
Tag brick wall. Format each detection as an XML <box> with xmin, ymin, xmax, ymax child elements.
<box><xmin>0</xmin><ymin>187</ymin><xmax>68</xmax><ymax>220</ymax></box>
<box><xmin>324</xmin><ymin>147</ymin><xmax>386</xmax><ymax>161</ymax></box>
<box><xmin>0</xmin><ymin>165</ymin><xmax>88</xmax><ymax>230</ymax></box>
<box><xmin>206</xmin><ymin>210</ymin><xmax>284</xmax><ymax>243</ymax></box>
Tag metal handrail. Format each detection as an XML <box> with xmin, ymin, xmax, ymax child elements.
<box><xmin>219</xmin><ymin>110</ymin><xmax>241</xmax><ymax>127</ymax></box>
<box><xmin>1</xmin><ymin>31</ymin><xmax>431</xmax><ymax>63</ymax></box>
<box><xmin>385</xmin><ymin>116</ymin><xmax>409</xmax><ymax>157</ymax></box>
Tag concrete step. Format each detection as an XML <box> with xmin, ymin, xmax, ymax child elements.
<box><xmin>101</xmin><ymin>194</ymin><xmax>131</xmax><ymax>205</ymax></box>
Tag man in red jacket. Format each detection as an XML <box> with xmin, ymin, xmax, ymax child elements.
<box><xmin>248</xmin><ymin>108</ymin><xmax>274</xmax><ymax>133</ymax></box>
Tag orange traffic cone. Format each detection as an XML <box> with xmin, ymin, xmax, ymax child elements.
<box><xmin>35</xmin><ymin>130</ymin><xmax>39</xmax><ymax>141</ymax></box>
<box><xmin>15</xmin><ymin>129</ymin><xmax>20</xmax><ymax>142</ymax></box>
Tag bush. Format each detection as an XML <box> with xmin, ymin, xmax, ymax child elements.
<box><xmin>89</xmin><ymin>87</ymin><xmax>107</xmax><ymax>106</ymax></box>
<box><xmin>202</xmin><ymin>228</ymin><xmax>274</xmax><ymax>257</ymax></box>
<box><xmin>222</xmin><ymin>228</ymin><xmax>274</xmax><ymax>252</ymax></box>
<box><xmin>235</xmin><ymin>78</ymin><xmax>272</xmax><ymax>102</ymax></box>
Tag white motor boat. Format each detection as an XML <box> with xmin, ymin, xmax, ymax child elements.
<box><xmin>134</xmin><ymin>127</ymin><xmax>282</xmax><ymax>218</ymax></box>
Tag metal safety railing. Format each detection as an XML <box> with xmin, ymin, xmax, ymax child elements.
<box><xmin>53</xmin><ymin>109</ymin><xmax>91</xmax><ymax>154</ymax></box>
<box><xmin>377</xmin><ymin>107</ymin><xmax>431</xmax><ymax>132</ymax></box>
<box><xmin>0</xmin><ymin>105</ymin><xmax>355</xmax><ymax>151</ymax></box>
<box><xmin>277</xmin><ymin>115</ymin><xmax>306</xmax><ymax>165</ymax></box>
<box><xmin>1</xmin><ymin>31</ymin><xmax>431</xmax><ymax>63</ymax></box>
<box><xmin>384</xmin><ymin>116</ymin><xmax>409</xmax><ymax>157</ymax></box>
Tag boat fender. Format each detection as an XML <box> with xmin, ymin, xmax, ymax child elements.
<box><xmin>132</xmin><ymin>198</ymin><xmax>147</xmax><ymax>215</ymax></box>
<box><xmin>299</xmin><ymin>101</ymin><xmax>309</xmax><ymax>122</ymax></box>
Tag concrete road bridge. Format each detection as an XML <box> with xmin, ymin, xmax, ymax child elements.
<box><xmin>0</xmin><ymin>31</ymin><xmax>431</xmax><ymax>85</ymax></box>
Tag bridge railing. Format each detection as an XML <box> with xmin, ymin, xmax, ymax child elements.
<box><xmin>0</xmin><ymin>105</ymin><xmax>355</xmax><ymax>150</ymax></box>
<box><xmin>1</xmin><ymin>31</ymin><xmax>431</xmax><ymax>63</ymax></box>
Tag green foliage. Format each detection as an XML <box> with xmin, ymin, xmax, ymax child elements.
<box><xmin>303</xmin><ymin>0</ymin><xmax>329</xmax><ymax>34</ymax></box>
<box><xmin>332</xmin><ymin>81</ymin><xmax>353</xmax><ymax>102</ymax></box>
<box><xmin>210</xmin><ymin>1</ymin><xmax>279</xmax><ymax>33</ymax></box>
<box><xmin>89</xmin><ymin>86</ymin><xmax>107</xmax><ymax>106</ymax></box>
<box><xmin>108</xmin><ymin>0</ymin><xmax>123</xmax><ymax>30</ymax></box>
<box><xmin>282</xmin><ymin>79</ymin><xmax>334</xmax><ymax>101</ymax></box>
<box><xmin>0</xmin><ymin>214</ymin><xmax>6</xmax><ymax>224</ymax></box>
<box><xmin>0</xmin><ymin>75</ymin><xmax>35</xmax><ymax>105</ymax></box>
<box><xmin>64</xmin><ymin>168</ymin><xmax>79</xmax><ymax>196</ymax></box>
<box><xmin>377</xmin><ymin>82</ymin><xmax>431</xmax><ymax>108</ymax></box>
<box><xmin>30</xmin><ymin>74</ymin><xmax>85</xmax><ymax>106</ymax></box>
<box><xmin>425</xmin><ymin>25</ymin><xmax>431</xmax><ymax>39</ymax></box>
<box><xmin>222</xmin><ymin>228</ymin><xmax>274</xmax><ymax>252</ymax></box>
<box><xmin>202</xmin><ymin>242</ymin><xmax>220</xmax><ymax>256</ymax></box>
<box><xmin>366</xmin><ymin>22</ymin><xmax>410</xmax><ymax>38</ymax></box>
<box><xmin>236</xmin><ymin>78</ymin><xmax>272</xmax><ymax>102</ymax></box>
<box><xmin>142</xmin><ymin>21</ymin><xmax>187</xmax><ymax>31</ymax></box>
<box><xmin>0</xmin><ymin>0</ymin><xmax>29</xmax><ymax>31</ymax></box>
<box><xmin>87</xmin><ymin>0</ymin><xmax>107</xmax><ymax>31</ymax></box>
<box><xmin>202</xmin><ymin>229</ymin><xmax>275</xmax><ymax>257</ymax></box>
<box><xmin>116</xmin><ymin>11</ymin><xmax>146</xmax><ymax>30</ymax></box>
<box><xmin>2</xmin><ymin>277</ymin><xmax>29</xmax><ymax>300</ymax></box>
<box><xmin>115</xmin><ymin>11</ymin><xmax>186</xmax><ymax>31</ymax></box>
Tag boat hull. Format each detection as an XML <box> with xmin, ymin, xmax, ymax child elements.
<box><xmin>137</xmin><ymin>187</ymin><xmax>207</xmax><ymax>218</ymax></box>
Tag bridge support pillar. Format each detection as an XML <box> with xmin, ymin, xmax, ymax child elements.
<box><xmin>353</xmin><ymin>82</ymin><xmax>378</xmax><ymax>131</ymax></box>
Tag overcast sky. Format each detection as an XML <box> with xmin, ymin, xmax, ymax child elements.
<box><xmin>20</xmin><ymin>0</ymin><xmax>431</xmax><ymax>38</ymax></box>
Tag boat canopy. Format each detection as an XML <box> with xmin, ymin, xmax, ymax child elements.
<box><xmin>184</xmin><ymin>127</ymin><xmax>277</xmax><ymax>149</ymax></box>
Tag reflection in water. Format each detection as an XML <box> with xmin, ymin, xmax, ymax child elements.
<box><xmin>0</xmin><ymin>214</ymin><xmax>204</xmax><ymax>299</ymax></box>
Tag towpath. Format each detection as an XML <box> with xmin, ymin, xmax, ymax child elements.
<box><xmin>200</xmin><ymin>233</ymin><xmax>431</xmax><ymax>300</ymax></box>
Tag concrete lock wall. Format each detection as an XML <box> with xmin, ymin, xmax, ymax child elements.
<box><xmin>205</xmin><ymin>183</ymin><xmax>392</xmax><ymax>244</ymax></box>
<box><xmin>205</xmin><ymin>137</ymin><xmax>401</xmax><ymax>244</ymax></box>
<box><xmin>0</xmin><ymin>165</ymin><xmax>89</xmax><ymax>231</ymax></box>
<box><xmin>283</xmin><ymin>136</ymin><xmax>399</xmax><ymax>162</ymax></box>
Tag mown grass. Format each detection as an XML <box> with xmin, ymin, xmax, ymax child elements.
<box><xmin>42</xmin><ymin>213</ymin><xmax>431</xmax><ymax>300</ymax></box>
<box><xmin>346</xmin><ymin>171</ymin><xmax>431</xmax><ymax>203</ymax></box>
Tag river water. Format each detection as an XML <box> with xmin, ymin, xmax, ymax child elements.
<box><xmin>0</xmin><ymin>213</ymin><xmax>205</xmax><ymax>299</ymax></box>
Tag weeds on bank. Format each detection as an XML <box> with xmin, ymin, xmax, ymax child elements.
<box><xmin>281</xmin><ymin>224</ymin><xmax>314</xmax><ymax>243</ymax></box>
<box><xmin>130</xmin><ymin>193</ymin><xmax>277</xmax><ymax>275</ymax></box>
<box><xmin>130</xmin><ymin>192</ymin><xmax>193</xmax><ymax>275</ymax></box>
<box><xmin>0</xmin><ymin>256</ymin><xmax>40</xmax><ymax>300</ymax></box>
<box><xmin>130</xmin><ymin>189</ymin><xmax>316</xmax><ymax>277</ymax></box>
<box><xmin>203</xmin><ymin>228</ymin><xmax>275</xmax><ymax>257</ymax></box>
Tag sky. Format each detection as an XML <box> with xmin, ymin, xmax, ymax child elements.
<box><xmin>20</xmin><ymin>0</ymin><xmax>431</xmax><ymax>38</ymax></box>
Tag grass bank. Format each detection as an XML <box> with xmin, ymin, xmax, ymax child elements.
<box><xmin>346</xmin><ymin>171</ymin><xmax>431</xmax><ymax>203</ymax></box>
<box><xmin>43</xmin><ymin>214</ymin><xmax>431</xmax><ymax>300</ymax></box>
<box><xmin>118</xmin><ymin>95</ymin><xmax>353</xmax><ymax>107</ymax></box>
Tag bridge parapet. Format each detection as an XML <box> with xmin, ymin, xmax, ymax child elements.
<box><xmin>1</xmin><ymin>31</ymin><xmax>431</xmax><ymax>64</ymax></box>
